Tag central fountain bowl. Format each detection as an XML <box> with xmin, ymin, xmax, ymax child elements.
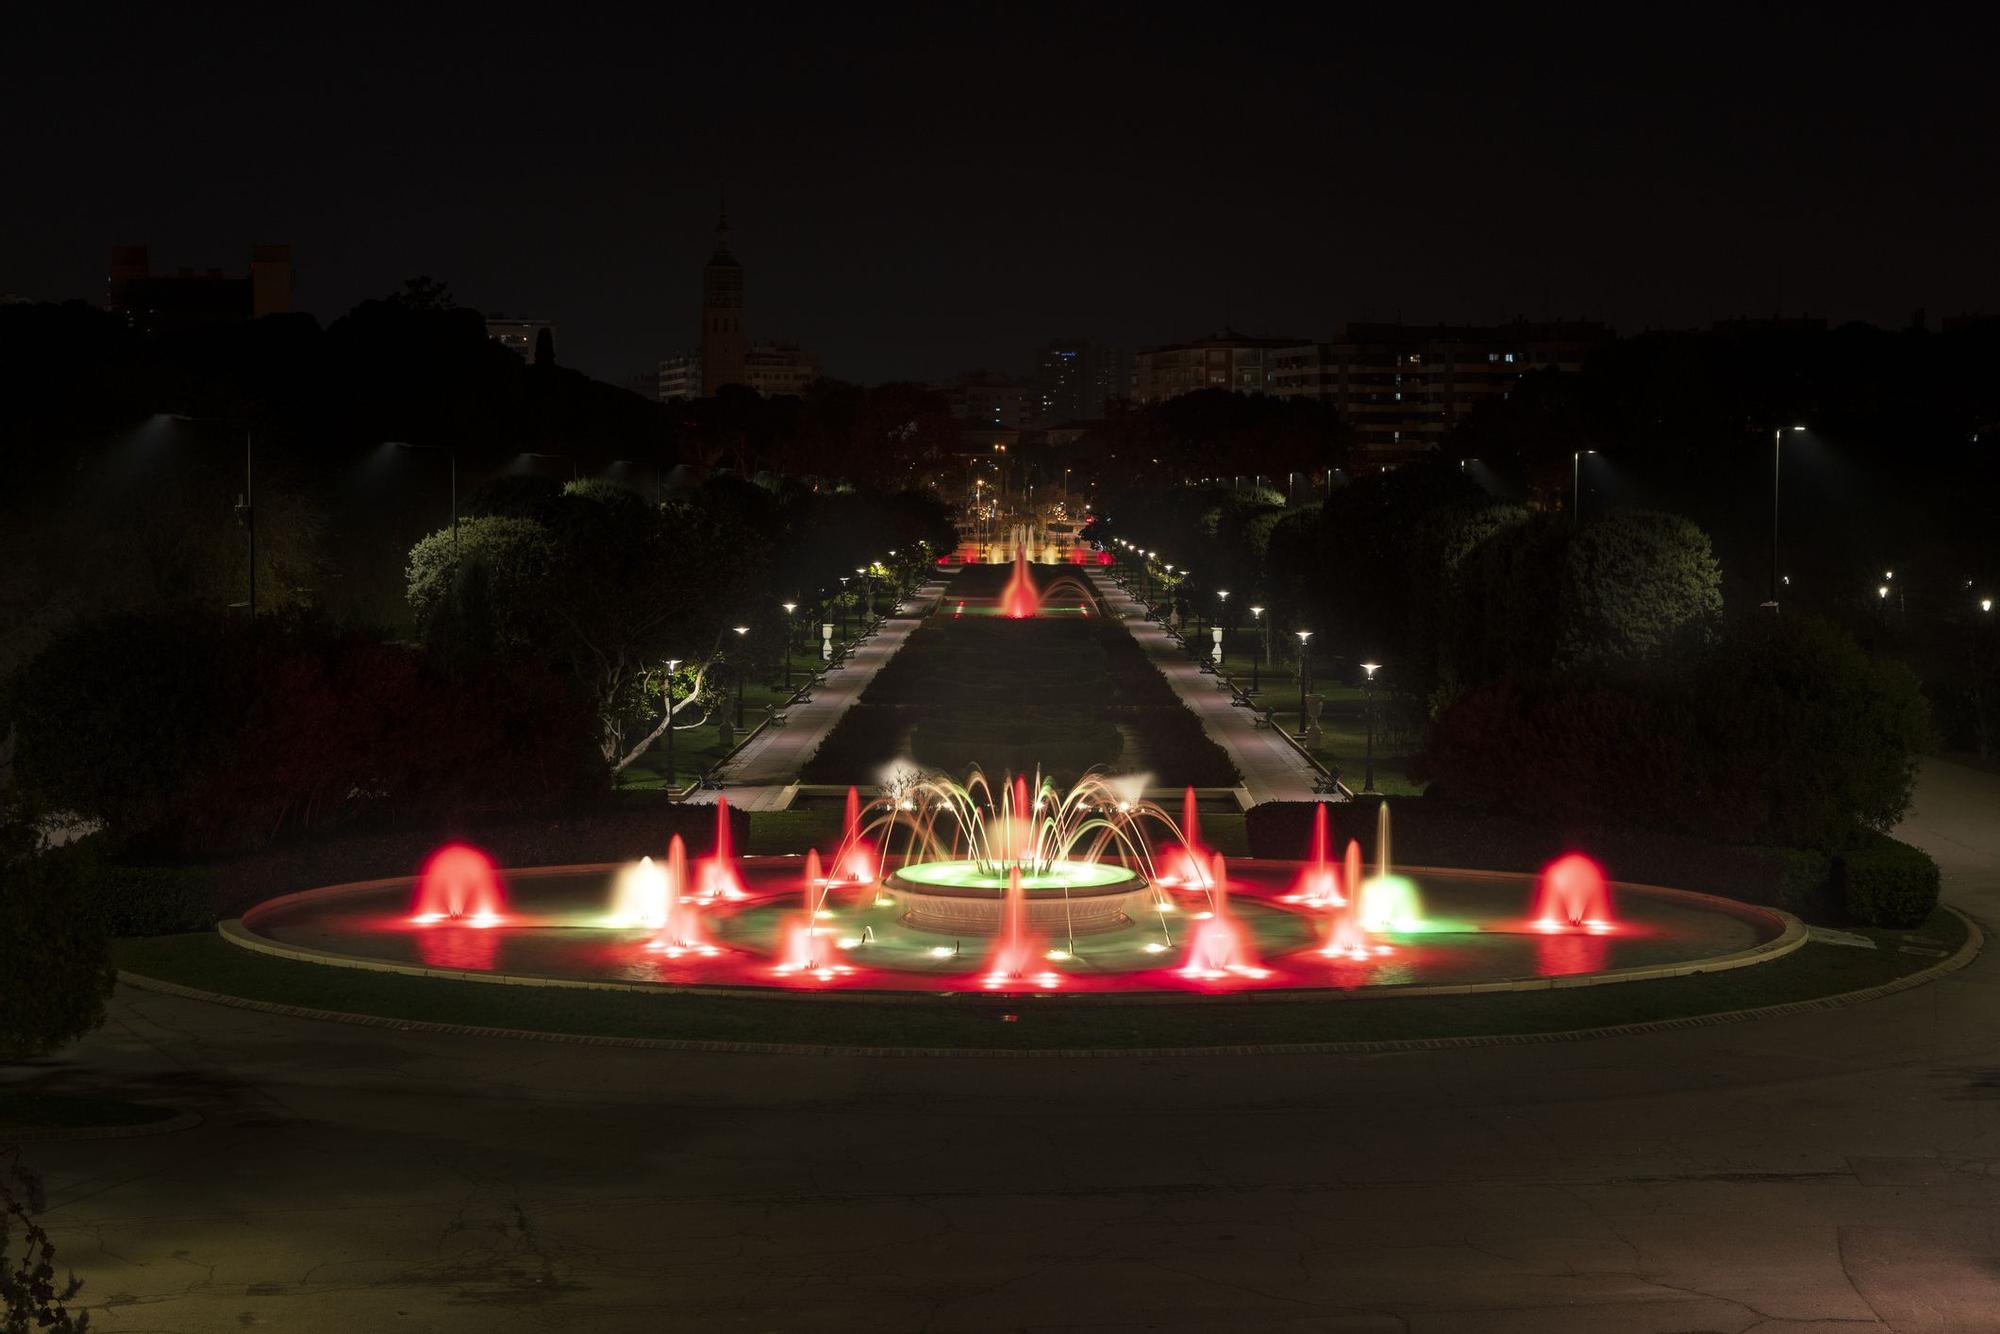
<box><xmin>886</xmin><ymin>859</ymin><xmax>1151</xmax><ymax>936</ymax></box>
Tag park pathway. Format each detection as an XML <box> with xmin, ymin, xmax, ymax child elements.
<box><xmin>692</xmin><ymin>576</ymin><xmax>949</xmax><ymax>810</ymax></box>
<box><xmin>1087</xmin><ymin>568</ymin><xmax>1325</xmax><ymax>804</ymax></box>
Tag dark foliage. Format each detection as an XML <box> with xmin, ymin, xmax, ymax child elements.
<box><xmin>1835</xmin><ymin>833</ymin><xmax>1942</xmax><ymax>928</ymax></box>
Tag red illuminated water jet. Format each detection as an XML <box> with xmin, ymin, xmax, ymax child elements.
<box><xmin>777</xmin><ymin>850</ymin><xmax>846</xmax><ymax>976</ymax></box>
<box><xmin>696</xmin><ymin>798</ymin><xmax>748</xmax><ymax>901</ymax></box>
<box><xmin>982</xmin><ymin>866</ymin><xmax>1057</xmax><ymax>989</ymax></box>
<box><xmin>1532</xmin><ymin>853</ymin><xmax>1613</xmax><ymax>931</ymax></box>
<box><xmin>833</xmin><ymin>786</ymin><xmax>876</xmax><ymax>884</ymax></box>
<box><xmin>1288</xmin><ymin>802</ymin><xmax>1345</xmax><ymax>905</ymax></box>
<box><xmin>1162</xmin><ymin>786</ymin><xmax>1210</xmax><ymax>887</ymax></box>
<box><xmin>999</xmin><ymin>547</ymin><xmax>1040</xmax><ymax>618</ymax></box>
<box><xmin>1320</xmin><ymin>839</ymin><xmax>1386</xmax><ymax>960</ymax></box>
<box><xmin>646</xmin><ymin>836</ymin><xmax>718</xmax><ymax>957</ymax></box>
<box><xmin>411</xmin><ymin>843</ymin><xmax>506</xmax><ymax>924</ymax></box>
<box><xmin>1181</xmin><ymin>853</ymin><xmax>1266</xmax><ymax>980</ymax></box>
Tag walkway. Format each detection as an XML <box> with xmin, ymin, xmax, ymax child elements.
<box><xmin>692</xmin><ymin>577</ymin><xmax>948</xmax><ymax>809</ymax></box>
<box><xmin>1088</xmin><ymin>568</ymin><xmax>1325</xmax><ymax>804</ymax></box>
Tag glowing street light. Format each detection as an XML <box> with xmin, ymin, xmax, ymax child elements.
<box><xmin>1571</xmin><ymin>449</ymin><xmax>1597</xmax><ymax>528</ymax></box>
<box><xmin>1768</xmin><ymin>424</ymin><xmax>1808</xmax><ymax>611</ymax></box>
<box><xmin>1295</xmin><ymin>630</ymin><xmax>1314</xmax><ymax>740</ymax></box>
<box><xmin>732</xmin><ymin>625</ymin><xmax>750</xmax><ymax>728</ymax></box>
<box><xmin>780</xmin><ymin>602</ymin><xmax>799</xmax><ymax>690</ymax></box>
<box><xmin>1361</xmin><ymin>662</ymin><xmax>1381</xmax><ymax>792</ymax></box>
<box><xmin>1249</xmin><ymin>605</ymin><xmax>1265</xmax><ymax>692</ymax></box>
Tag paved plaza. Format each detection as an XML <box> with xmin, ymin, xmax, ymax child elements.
<box><xmin>9</xmin><ymin>759</ymin><xmax>1997</xmax><ymax>1332</ymax></box>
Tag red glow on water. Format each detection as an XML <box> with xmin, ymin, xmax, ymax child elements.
<box><xmin>645</xmin><ymin>836</ymin><xmax>718</xmax><ymax>957</ymax></box>
<box><xmin>1286</xmin><ymin>804</ymin><xmax>1346</xmax><ymax>906</ymax></box>
<box><xmin>1531</xmin><ymin>853</ymin><xmax>1613</xmax><ymax>930</ymax></box>
<box><xmin>1181</xmin><ymin>853</ymin><xmax>1268</xmax><ymax>981</ymax></box>
<box><xmin>982</xmin><ymin>866</ymin><xmax>1049</xmax><ymax>988</ymax></box>
<box><xmin>411</xmin><ymin>843</ymin><xmax>507</xmax><ymax>924</ymax></box>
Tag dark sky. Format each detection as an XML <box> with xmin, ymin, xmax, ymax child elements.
<box><xmin>7</xmin><ymin>4</ymin><xmax>1996</xmax><ymax>386</ymax></box>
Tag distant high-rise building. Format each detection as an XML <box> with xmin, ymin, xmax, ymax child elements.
<box><xmin>700</xmin><ymin>209</ymin><xmax>747</xmax><ymax>394</ymax></box>
<box><xmin>945</xmin><ymin>371</ymin><xmax>1035</xmax><ymax>432</ymax></box>
<box><xmin>1267</xmin><ymin>320</ymin><xmax>1612</xmax><ymax>466</ymax></box>
<box><xmin>657</xmin><ymin>353</ymin><xmax>701</xmax><ymax>402</ymax></box>
<box><xmin>1131</xmin><ymin>331</ymin><xmax>1304</xmax><ymax>403</ymax></box>
<box><xmin>106</xmin><ymin>242</ymin><xmax>292</xmax><ymax>335</ymax></box>
<box><xmin>745</xmin><ymin>342</ymin><xmax>821</xmax><ymax>397</ymax></box>
<box><xmin>1034</xmin><ymin>339</ymin><xmax>1126</xmax><ymax>424</ymax></box>
<box><xmin>486</xmin><ymin>317</ymin><xmax>555</xmax><ymax>363</ymax></box>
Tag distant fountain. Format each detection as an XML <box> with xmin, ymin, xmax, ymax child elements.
<box><xmin>999</xmin><ymin>545</ymin><xmax>1041</xmax><ymax>618</ymax></box>
<box><xmin>1532</xmin><ymin>853</ymin><xmax>1613</xmax><ymax>931</ymax></box>
<box><xmin>696</xmin><ymin>798</ymin><xmax>748</xmax><ymax>901</ymax></box>
<box><xmin>411</xmin><ymin>843</ymin><xmax>506</xmax><ymax>925</ymax></box>
<box><xmin>1164</xmin><ymin>786</ymin><xmax>1211</xmax><ymax>886</ymax></box>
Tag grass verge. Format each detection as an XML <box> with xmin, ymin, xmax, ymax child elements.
<box><xmin>114</xmin><ymin>907</ymin><xmax>1969</xmax><ymax>1052</ymax></box>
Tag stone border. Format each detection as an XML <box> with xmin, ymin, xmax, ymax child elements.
<box><xmin>119</xmin><ymin>907</ymin><xmax>1980</xmax><ymax>1058</ymax></box>
<box><xmin>222</xmin><ymin>861</ymin><xmax>1808</xmax><ymax>1006</ymax></box>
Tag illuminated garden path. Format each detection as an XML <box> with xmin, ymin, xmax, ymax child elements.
<box><xmin>1086</xmin><ymin>567</ymin><xmax>1325</xmax><ymax>804</ymax></box>
<box><xmin>692</xmin><ymin>575</ymin><xmax>951</xmax><ymax>809</ymax></box>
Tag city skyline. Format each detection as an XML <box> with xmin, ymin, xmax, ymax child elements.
<box><xmin>5</xmin><ymin>8</ymin><xmax>1996</xmax><ymax>387</ymax></box>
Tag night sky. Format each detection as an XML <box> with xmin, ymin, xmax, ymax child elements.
<box><xmin>7</xmin><ymin>5</ymin><xmax>1996</xmax><ymax>386</ymax></box>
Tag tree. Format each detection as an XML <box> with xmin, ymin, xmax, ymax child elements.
<box><xmin>1555</xmin><ymin>510</ymin><xmax>1722</xmax><ymax>668</ymax></box>
<box><xmin>533</xmin><ymin>326</ymin><xmax>555</xmax><ymax>368</ymax></box>
<box><xmin>0</xmin><ymin>799</ymin><xmax>114</xmax><ymax>1060</ymax></box>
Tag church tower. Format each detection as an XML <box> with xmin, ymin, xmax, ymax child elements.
<box><xmin>700</xmin><ymin>207</ymin><xmax>747</xmax><ymax>394</ymax></box>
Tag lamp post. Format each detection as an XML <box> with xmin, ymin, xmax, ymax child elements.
<box><xmin>733</xmin><ymin>626</ymin><xmax>750</xmax><ymax>728</ymax></box>
<box><xmin>1360</xmin><ymin>662</ymin><xmax>1381</xmax><ymax>792</ymax></box>
<box><xmin>1249</xmin><ymin>605</ymin><xmax>1264</xmax><ymax>691</ymax></box>
<box><xmin>390</xmin><ymin>441</ymin><xmax>457</xmax><ymax>548</ymax></box>
<box><xmin>1215</xmin><ymin>590</ymin><xmax>1230</xmax><ymax>664</ymax></box>
<box><xmin>838</xmin><ymin>576</ymin><xmax>850</xmax><ymax>639</ymax></box>
<box><xmin>1571</xmin><ymin>449</ymin><xmax>1596</xmax><ymax>528</ymax></box>
<box><xmin>166</xmin><ymin>414</ymin><xmax>256</xmax><ymax>616</ymax></box>
<box><xmin>781</xmin><ymin>603</ymin><xmax>798</xmax><ymax>690</ymax></box>
<box><xmin>1769</xmin><ymin>425</ymin><xmax>1807</xmax><ymax>611</ymax></box>
<box><xmin>856</xmin><ymin>566</ymin><xmax>870</xmax><ymax>627</ymax></box>
<box><xmin>662</xmin><ymin>658</ymin><xmax>682</xmax><ymax>796</ymax></box>
<box><xmin>1295</xmin><ymin>630</ymin><xmax>1314</xmax><ymax>739</ymax></box>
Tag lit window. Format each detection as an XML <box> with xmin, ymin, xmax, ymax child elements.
<box><xmin>1504</xmin><ymin>353</ymin><xmax>1515</xmax><ymax>363</ymax></box>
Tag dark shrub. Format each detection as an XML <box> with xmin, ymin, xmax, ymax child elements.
<box><xmin>74</xmin><ymin>862</ymin><xmax>218</xmax><ymax>936</ymax></box>
<box><xmin>1836</xmin><ymin>835</ymin><xmax>1942</xmax><ymax>928</ymax></box>
<box><xmin>0</xmin><ymin>845</ymin><xmax>116</xmax><ymax>1057</ymax></box>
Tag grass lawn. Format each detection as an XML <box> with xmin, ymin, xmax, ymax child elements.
<box><xmin>1228</xmin><ymin>676</ymin><xmax>1424</xmax><ymax>795</ymax></box>
<box><xmin>0</xmin><ymin>1088</ymin><xmax>182</xmax><ymax>1133</ymax></box>
<box><xmin>114</xmin><ymin>907</ymin><xmax>1968</xmax><ymax>1052</ymax></box>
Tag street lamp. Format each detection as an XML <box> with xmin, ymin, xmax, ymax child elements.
<box><xmin>1249</xmin><ymin>605</ymin><xmax>1265</xmax><ymax>691</ymax></box>
<box><xmin>1215</xmin><ymin>590</ymin><xmax>1230</xmax><ymax>664</ymax></box>
<box><xmin>733</xmin><ymin>626</ymin><xmax>750</xmax><ymax>727</ymax></box>
<box><xmin>389</xmin><ymin>441</ymin><xmax>457</xmax><ymax>548</ymax></box>
<box><xmin>1571</xmin><ymin>449</ymin><xmax>1596</xmax><ymax>528</ymax></box>
<box><xmin>1360</xmin><ymin>662</ymin><xmax>1381</xmax><ymax>792</ymax></box>
<box><xmin>780</xmin><ymin>603</ymin><xmax>798</xmax><ymax>690</ymax></box>
<box><xmin>837</xmin><ymin>576</ymin><xmax>850</xmax><ymax>639</ymax></box>
<box><xmin>1295</xmin><ymin>630</ymin><xmax>1314</xmax><ymax>740</ymax></box>
<box><xmin>1768</xmin><ymin>425</ymin><xmax>1807</xmax><ymax>610</ymax></box>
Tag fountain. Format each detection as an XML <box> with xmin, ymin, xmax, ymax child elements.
<box><xmin>1533</xmin><ymin>853</ymin><xmax>1613</xmax><ymax>931</ymax></box>
<box><xmin>1181</xmin><ymin>852</ymin><xmax>1266</xmax><ymax>979</ymax></box>
<box><xmin>411</xmin><ymin>843</ymin><xmax>506</xmax><ymax>925</ymax></box>
<box><xmin>1356</xmin><ymin>804</ymin><xmax>1425</xmax><ymax>933</ymax></box>
<box><xmin>696</xmin><ymin>798</ymin><xmax>748</xmax><ymax>901</ymax></box>
<box><xmin>832</xmin><ymin>786</ymin><xmax>876</xmax><ymax>884</ymax></box>
<box><xmin>999</xmin><ymin>545</ymin><xmax>1041</xmax><ymax>618</ymax></box>
<box><xmin>646</xmin><ymin>836</ymin><xmax>718</xmax><ymax>957</ymax></box>
<box><xmin>1288</xmin><ymin>802</ymin><xmax>1344</xmax><ymax>905</ymax></box>
<box><xmin>252</xmin><ymin>769</ymin><xmax>1768</xmax><ymax>999</ymax></box>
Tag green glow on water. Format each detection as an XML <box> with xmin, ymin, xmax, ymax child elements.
<box><xmin>893</xmin><ymin>859</ymin><xmax>1137</xmax><ymax>892</ymax></box>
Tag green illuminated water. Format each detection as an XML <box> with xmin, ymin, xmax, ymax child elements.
<box><xmin>891</xmin><ymin>859</ymin><xmax>1138</xmax><ymax>892</ymax></box>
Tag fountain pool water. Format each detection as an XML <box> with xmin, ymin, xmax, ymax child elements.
<box><xmin>251</xmin><ymin>779</ymin><xmax>1791</xmax><ymax>998</ymax></box>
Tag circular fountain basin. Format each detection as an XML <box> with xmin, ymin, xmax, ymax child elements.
<box><xmin>886</xmin><ymin>859</ymin><xmax>1151</xmax><ymax>935</ymax></box>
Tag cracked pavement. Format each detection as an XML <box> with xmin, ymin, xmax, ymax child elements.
<box><xmin>8</xmin><ymin>757</ymin><xmax>2000</xmax><ymax>1332</ymax></box>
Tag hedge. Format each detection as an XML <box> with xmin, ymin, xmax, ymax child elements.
<box><xmin>1244</xmin><ymin>797</ymin><xmax>1839</xmax><ymax>920</ymax></box>
<box><xmin>86</xmin><ymin>798</ymin><xmax>750</xmax><ymax>931</ymax></box>
<box><xmin>1835</xmin><ymin>833</ymin><xmax>1942</xmax><ymax>928</ymax></box>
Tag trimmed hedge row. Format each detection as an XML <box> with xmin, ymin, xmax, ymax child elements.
<box><xmin>79</xmin><ymin>799</ymin><xmax>749</xmax><ymax>933</ymax></box>
<box><xmin>1836</xmin><ymin>832</ymin><xmax>1942</xmax><ymax>928</ymax></box>
<box><xmin>1242</xmin><ymin>797</ymin><xmax>1876</xmax><ymax>922</ymax></box>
